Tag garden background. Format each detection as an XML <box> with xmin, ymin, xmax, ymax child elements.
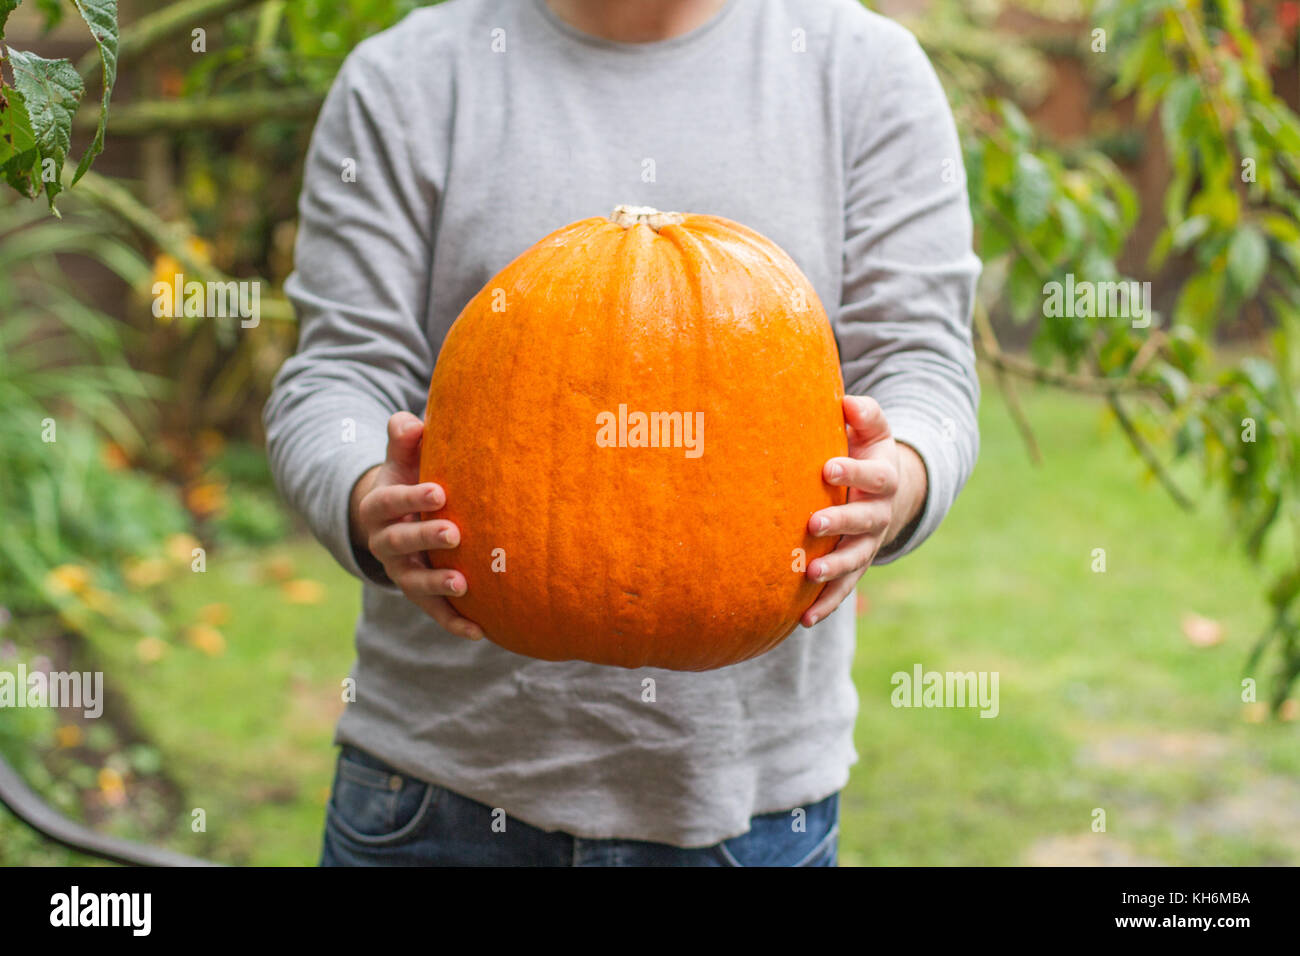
<box><xmin>1</xmin><ymin>0</ymin><xmax>1298</xmax><ymax>865</ymax></box>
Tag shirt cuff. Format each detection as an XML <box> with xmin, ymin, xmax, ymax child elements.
<box><xmin>321</xmin><ymin>442</ymin><xmax>402</xmax><ymax>591</ymax></box>
<box><xmin>872</xmin><ymin>407</ymin><xmax>961</xmax><ymax>564</ymax></box>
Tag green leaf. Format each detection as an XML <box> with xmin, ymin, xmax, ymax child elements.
<box><xmin>1157</xmin><ymin>364</ymin><xmax>1190</xmax><ymax>405</ymax></box>
<box><xmin>1172</xmin><ymin>215</ymin><xmax>1211</xmax><ymax>252</ymax></box>
<box><xmin>978</xmin><ymin>223</ymin><xmax>1011</xmax><ymax>260</ymax></box>
<box><xmin>5</xmin><ymin>49</ymin><xmax>84</xmax><ymax>210</ymax></box>
<box><xmin>1239</xmin><ymin>356</ymin><xmax>1279</xmax><ymax>396</ymax></box>
<box><xmin>1163</xmin><ymin>155</ymin><xmax>1193</xmax><ymax>226</ymax></box>
<box><xmin>1006</xmin><ymin>256</ymin><xmax>1042</xmax><ymax>323</ymax></box>
<box><xmin>1174</xmin><ymin>269</ymin><xmax>1225</xmax><ymax>333</ymax></box>
<box><xmin>0</xmin><ymin>86</ymin><xmax>41</xmax><ymax>196</ymax></box>
<box><xmin>69</xmin><ymin>0</ymin><xmax>118</xmax><ymax>184</ymax></box>
<box><xmin>1012</xmin><ymin>153</ymin><xmax>1053</xmax><ymax>229</ymax></box>
<box><xmin>33</xmin><ymin>0</ymin><xmax>64</xmax><ymax>32</ymax></box>
<box><xmin>1226</xmin><ymin>226</ymin><xmax>1268</xmax><ymax>299</ymax></box>
<box><xmin>1260</xmin><ymin>214</ymin><xmax>1300</xmax><ymax>245</ymax></box>
<box><xmin>1056</xmin><ymin>197</ymin><xmax>1085</xmax><ymax>250</ymax></box>
<box><xmin>1161</xmin><ymin>74</ymin><xmax>1200</xmax><ymax>145</ymax></box>
<box><xmin>1148</xmin><ymin>226</ymin><xmax>1174</xmax><ymax>272</ymax></box>
<box><xmin>1188</xmin><ymin>180</ymin><xmax>1241</xmax><ymax>229</ymax></box>
<box><xmin>1000</xmin><ymin>100</ymin><xmax>1032</xmax><ymax>143</ymax></box>
<box><xmin>0</xmin><ymin>0</ymin><xmax>18</xmax><ymax>40</ymax></box>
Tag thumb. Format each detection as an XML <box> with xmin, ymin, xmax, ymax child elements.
<box><xmin>385</xmin><ymin>411</ymin><xmax>424</xmax><ymax>476</ymax></box>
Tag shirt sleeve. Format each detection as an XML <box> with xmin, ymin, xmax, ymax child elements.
<box><xmin>263</xmin><ymin>47</ymin><xmax>437</xmax><ymax>585</ymax></box>
<box><xmin>837</xmin><ymin>25</ymin><xmax>983</xmax><ymax>564</ymax></box>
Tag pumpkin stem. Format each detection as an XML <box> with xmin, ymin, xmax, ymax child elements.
<box><xmin>610</xmin><ymin>205</ymin><xmax>686</xmax><ymax>231</ymax></box>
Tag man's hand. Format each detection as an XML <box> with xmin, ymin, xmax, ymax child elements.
<box><xmin>802</xmin><ymin>396</ymin><xmax>928</xmax><ymax>627</ymax></box>
<box><xmin>348</xmin><ymin>411</ymin><xmax>484</xmax><ymax>640</ymax></box>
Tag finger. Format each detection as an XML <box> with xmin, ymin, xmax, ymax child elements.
<box><xmin>809</xmin><ymin>501</ymin><xmax>892</xmax><ymax>537</ymax></box>
<box><xmin>802</xmin><ymin>573</ymin><xmax>862</xmax><ymax>628</ymax></box>
<box><xmin>360</xmin><ymin>482</ymin><xmax>444</xmax><ymax>527</ymax></box>
<box><xmin>394</xmin><ymin>564</ymin><xmax>469</xmax><ymax>599</ymax></box>
<box><xmin>385</xmin><ymin>411</ymin><xmax>425</xmax><ymax>472</ymax></box>
<box><xmin>843</xmin><ymin>395</ymin><xmax>890</xmax><ymax>446</ymax></box>
<box><xmin>807</xmin><ymin>533</ymin><xmax>879</xmax><ymax>582</ymax></box>
<box><xmin>823</xmin><ymin>457</ymin><xmax>899</xmax><ymax>497</ymax></box>
<box><xmin>371</xmin><ymin>518</ymin><xmax>460</xmax><ymax>560</ymax></box>
<box><xmin>404</xmin><ymin>590</ymin><xmax>484</xmax><ymax>641</ymax></box>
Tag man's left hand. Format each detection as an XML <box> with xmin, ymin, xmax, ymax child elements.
<box><xmin>802</xmin><ymin>395</ymin><xmax>928</xmax><ymax>627</ymax></box>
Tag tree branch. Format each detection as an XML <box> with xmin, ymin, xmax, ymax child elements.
<box><xmin>976</xmin><ymin>347</ymin><xmax>1156</xmax><ymax>395</ymax></box>
<box><xmin>74</xmin><ymin>89</ymin><xmax>326</xmax><ymax>135</ymax></box>
<box><xmin>1106</xmin><ymin>392</ymin><xmax>1195</xmax><ymax>511</ymax></box>
<box><xmin>974</xmin><ymin>302</ymin><xmax>1042</xmax><ymax>463</ymax></box>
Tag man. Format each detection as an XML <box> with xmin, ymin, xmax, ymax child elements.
<box><xmin>265</xmin><ymin>0</ymin><xmax>980</xmax><ymax>866</ymax></box>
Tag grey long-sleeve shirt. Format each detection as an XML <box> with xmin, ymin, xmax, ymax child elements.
<box><xmin>264</xmin><ymin>0</ymin><xmax>980</xmax><ymax>847</ymax></box>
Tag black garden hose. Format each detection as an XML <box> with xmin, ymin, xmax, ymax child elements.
<box><xmin>0</xmin><ymin>753</ymin><xmax>220</xmax><ymax>867</ymax></box>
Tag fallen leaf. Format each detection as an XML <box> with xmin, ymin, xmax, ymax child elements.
<box><xmin>165</xmin><ymin>533</ymin><xmax>203</xmax><ymax>565</ymax></box>
<box><xmin>186</xmin><ymin>624</ymin><xmax>226</xmax><ymax>657</ymax></box>
<box><xmin>98</xmin><ymin>767</ymin><xmax>127</xmax><ymax>807</ymax></box>
<box><xmin>1242</xmin><ymin>702</ymin><xmax>1270</xmax><ymax>724</ymax></box>
<box><xmin>199</xmin><ymin>602</ymin><xmax>230</xmax><ymax>626</ymax></box>
<box><xmin>123</xmin><ymin>557</ymin><xmax>170</xmax><ymax>589</ymax></box>
<box><xmin>185</xmin><ymin>481</ymin><xmax>227</xmax><ymax>517</ymax></box>
<box><xmin>136</xmin><ymin>636</ymin><xmax>168</xmax><ymax>663</ymax></box>
<box><xmin>282</xmin><ymin>579</ymin><xmax>326</xmax><ymax>604</ymax></box>
<box><xmin>263</xmin><ymin>555</ymin><xmax>296</xmax><ymax>582</ymax></box>
<box><xmin>1181</xmin><ymin>612</ymin><xmax>1224</xmax><ymax>647</ymax></box>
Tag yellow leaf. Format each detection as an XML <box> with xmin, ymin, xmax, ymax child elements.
<box><xmin>150</xmin><ymin>252</ymin><xmax>182</xmax><ymax>290</ymax></box>
<box><xmin>123</xmin><ymin>557</ymin><xmax>170</xmax><ymax>590</ymax></box>
<box><xmin>1242</xmin><ymin>702</ymin><xmax>1270</xmax><ymax>724</ymax></box>
<box><xmin>98</xmin><ymin>767</ymin><xmax>127</xmax><ymax>806</ymax></box>
<box><xmin>136</xmin><ymin>636</ymin><xmax>168</xmax><ymax>663</ymax></box>
<box><xmin>54</xmin><ymin>725</ymin><xmax>82</xmax><ymax>749</ymax></box>
<box><xmin>81</xmin><ymin>587</ymin><xmax>117</xmax><ymax>615</ymax></box>
<box><xmin>186</xmin><ymin>624</ymin><xmax>226</xmax><ymax>657</ymax></box>
<box><xmin>262</xmin><ymin>556</ymin><xmax>296</xmax><ymax>582</ymax></box>
<box><xmin>150</xmin><ymin>236</ymin><xmax>213</xmax><ymax>292</ymax></box>
<box><xmin>185</xmin><ymin>481</ymin><xmax>227</xmax><ymax>517</ymax></box>
<box><xmin>45</xmin><ymin>564</ymin><xmax>91</xmax><ymax>596</ymax></box>
<box><xmin>282</xmin><ymin>579</ymin><xmax>326</xmax><ymax>605</ymax></box>
<box><xmin>186</xmin><ymin>236</ymin><xmax>213</xmax><ymax>261</ymax></box>
<box><xmin>165</xmin><ymin>533</ymin><xmax>202</xmax><ymax>565</ymax></box>
<box><xmin>199</xmin><ymin>603</ymin><xmax>230</xmax><ymax>626</ymax></box>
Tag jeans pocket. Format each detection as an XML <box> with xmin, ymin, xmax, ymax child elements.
<box><xmin>712</xmin><ymin>793</ymin><xmax>840</xmax><ymax>867</ymax></box>
<box><xmin>326</xmin><ymin>747</ymin><xmax>439</xmax><ymax>847</ymax></box>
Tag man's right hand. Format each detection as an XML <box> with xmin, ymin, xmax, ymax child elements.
<box><xmin>348</xmin><ymin>411</ymin><xmax>484</xmax><ymax>641</ymax></box>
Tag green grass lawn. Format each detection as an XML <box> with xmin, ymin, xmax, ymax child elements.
<box><xmin>844</xmin><ymin>382</ymin><xmax>1299</xmax><ymax>866</ymax></box>
<box><xmin>3</xmin><ymin>380</ymin><xmax>1296</xmax><ymax>865</ymax></box>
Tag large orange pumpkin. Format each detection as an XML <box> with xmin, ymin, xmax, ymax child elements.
<box><xmin>419</xmin><ymin>205</ymin><xmax>847</xmax><ymax>671</ymax></box>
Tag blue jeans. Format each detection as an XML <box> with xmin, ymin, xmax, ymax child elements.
<box><xmin>319</xmin><ymin>745</ymin><xmax>839</xmax><ymax>866</ymax></box>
